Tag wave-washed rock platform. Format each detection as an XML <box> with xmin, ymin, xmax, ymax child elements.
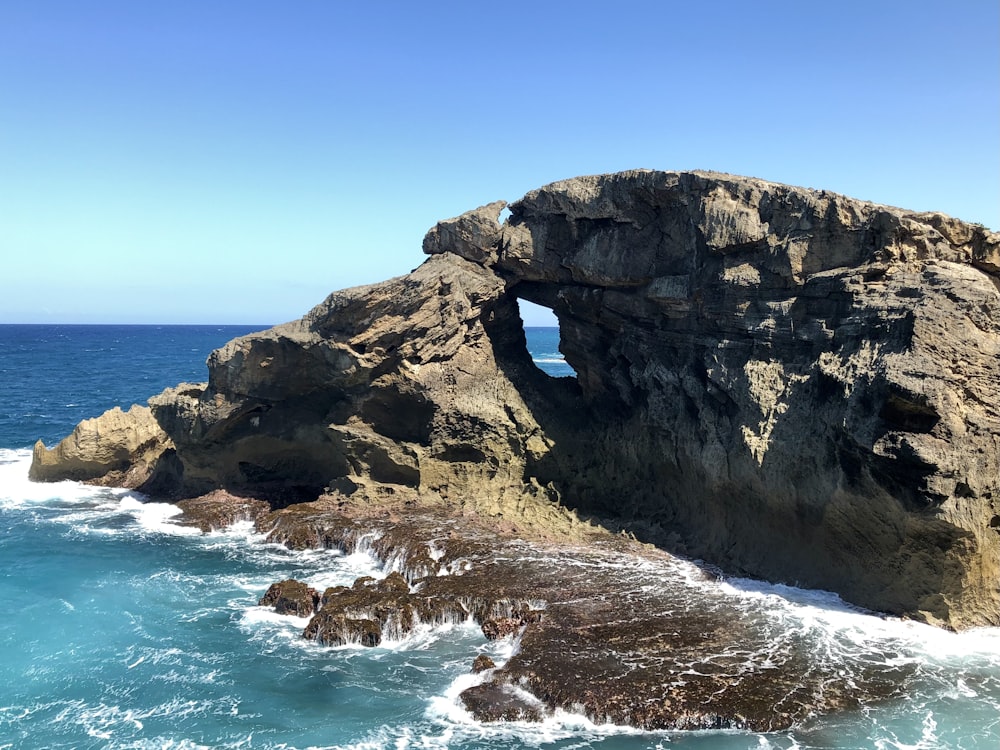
<box><xmin>179</xmin><ymin>490</ymin><xmax>910</xmax><ymax>730</ymax></box>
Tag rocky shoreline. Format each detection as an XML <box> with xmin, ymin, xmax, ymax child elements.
<box><xmin>176</xmin><ymin>488</ymin><xmax>911</xmax><ymax>731</ymax></box>
<box><xmin>29</xmin><ymin>170</ymin><xmax>1000</xmax><ymax>729</ymax></box>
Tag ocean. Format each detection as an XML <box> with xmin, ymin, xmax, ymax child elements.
<box><xmin>0</xmin><ymin>324</ymin><xmax>997</xmax><ymax>749</ymax></box>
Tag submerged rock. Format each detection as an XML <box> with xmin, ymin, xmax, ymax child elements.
<box><xmin>31</xmin><ymin>170</ymin><xmax>1000</xmax><ymax>632</ymax></box>
<box><xmin>459</xmin><ymin>682</ymin><xmax>544</xmax><ymax>723</ymax></box>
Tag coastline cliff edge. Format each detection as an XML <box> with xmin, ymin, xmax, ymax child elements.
<box><xmin>29</xmin><ymin>170</ymin><xmax>1000</xmax><ymax>728</ymax></box>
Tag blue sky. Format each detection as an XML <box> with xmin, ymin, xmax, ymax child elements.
<box><xmin>1</xmin><ymin>1</ymin><xmax>997</xmax><ymax>325</ymax></box>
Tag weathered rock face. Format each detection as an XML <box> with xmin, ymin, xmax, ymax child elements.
<box><xmin>483</xmin><ymin>171</ymin><xmax>1000</xmax><ymax>628</ymax></box>
<box><xmin>141</xmin><ymin>253</ymin><xmax>570</xmax><ymax>519</ymax></box>
<box><xmin>30</xmin><ymin>405</ymin><xmax>172</xmax><ymax>487</ymax></box>
<box><xmin>31</xmin><ymin>170</ymin><xmax>1000</xmax><ymax>628</ymax></box>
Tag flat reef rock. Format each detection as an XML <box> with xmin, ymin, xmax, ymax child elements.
<box><xmin>32</xmin><ymin>169</ymin><xmax>1000</xmax><ymax>632</ymax></box>
<box><xmin>252</xmin><ymin>505</ymin><xmax>912</xmax><ymax>731</ymax></box>
<box><xmin>174</xmin><ymin>489</ymin><xmax>271</xmax><ymax>532</ymax></box>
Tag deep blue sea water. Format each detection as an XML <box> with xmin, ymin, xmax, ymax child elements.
<box><xmin>0</xmin><ymin>324</ymin><xmax>998</xmax><ymax>749</ymax></box>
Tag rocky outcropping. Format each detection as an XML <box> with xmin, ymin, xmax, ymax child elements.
<box><xmin>259</xmin><ymin>578</ymin><xmax>321</xmax><ymax>617</ymax></box>
<box><xmin>31</xmin><ymin>170</ymin><xmax>1000</xmax><ymax>628</ymax></box>
<box><xmin>486</xmin><ymin>171</ymin><xmax>1000</xmax><ymax>629</ymax></box>
<box><xmin>29</xmin><ymin>404</ymin><xmax>172</xmax><ymax>487</ymax></box>
<box><xmin>304</xmin><ymin>571</ymin><xmax>464</xmax><ymax>646</ymax></box>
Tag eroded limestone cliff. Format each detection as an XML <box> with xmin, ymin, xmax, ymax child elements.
<box><xmin>32</xmin><ymin>170</ymin><xmax>1000</xmax><ymax>629</ymax></box>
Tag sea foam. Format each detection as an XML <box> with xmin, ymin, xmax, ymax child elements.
<box><xmin>0</xmin><ymin>449</ymin><xmax>103</xmax><ymax>508</ymax></box>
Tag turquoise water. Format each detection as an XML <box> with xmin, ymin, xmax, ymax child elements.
<box><xmin>0</xmin><ymin>325</ymin><xmax>998</xmax><ymax>749</ymax></box>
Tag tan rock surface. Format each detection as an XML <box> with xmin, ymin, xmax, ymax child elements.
<box><xmin>29</xmin><ymin>404</ymin><xmax>172</xmax><ymax>487</ymax></box>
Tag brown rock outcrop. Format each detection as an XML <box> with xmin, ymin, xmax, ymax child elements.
<box><xmin>471</xmin><ymin>654</ymin><xmax>496</xmax><ymax>673</ymax></box>
<box><xmin>486</xmin><ymin>171</ymin><xmax>1000</xmax><ymax>628</ymax></box>
<box><xmin>301</xmin><ymin>571</ymin><xmax>472</xmax><ymax>647</ymax></box>
<box><xmin>30</xmin><ymin>170</ymin><xmax>1000</xmax><ymax>629</ymax></box>
<box><xmin>257</xmin><ymin>525</ymin><xmax>548</xmax><ymax>650</ymax></box>
<box><xmin>29</xmin><ymin>404</ymin><xmax>172</xmax><ymax>487</ymax></box>
<box><xmin>252</xmin><ymin>506</ymin><xmax>912</xmax><ymax>731</ymax></box>
<box><xmin>258</xmin><ymin>579</ymin><xmax>321</xmax><ymax>617</ymax></box>
<box><xmin>175</xmin><ymin>490</ymin><xmax>271</xmax><ymax>532</ymax></box>
<box><xmin>459</xmin><ymin>682</ymin><xmax>544</xmax><ymax>723</ymax></box>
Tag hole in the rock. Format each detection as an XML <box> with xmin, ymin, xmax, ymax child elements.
<box><xmin>516</xmin><ymin>299</ymin><xmax>576</xmax><ymax>378</ymax></box>
<box><xmin>498</xmin><ymin>206</ymin><xmax>512</xmax><ymax>224</ymax></box>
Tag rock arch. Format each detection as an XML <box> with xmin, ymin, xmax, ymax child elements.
<box><xmin>34</xmin><ymin>170</ymin><xmax>1000</xmax><ymax>627</ymax></box>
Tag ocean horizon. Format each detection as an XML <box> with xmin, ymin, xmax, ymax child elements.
<box><xmin>1</xmin><ymin>324</ymin><xmax>997</xmax><ymax>749</ymax></box>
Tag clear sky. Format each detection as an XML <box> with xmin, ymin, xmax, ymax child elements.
<box><xmin>1</xmin><ymin>1</ymin><xmax>997</xmax><ymax>326</ymax></box>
